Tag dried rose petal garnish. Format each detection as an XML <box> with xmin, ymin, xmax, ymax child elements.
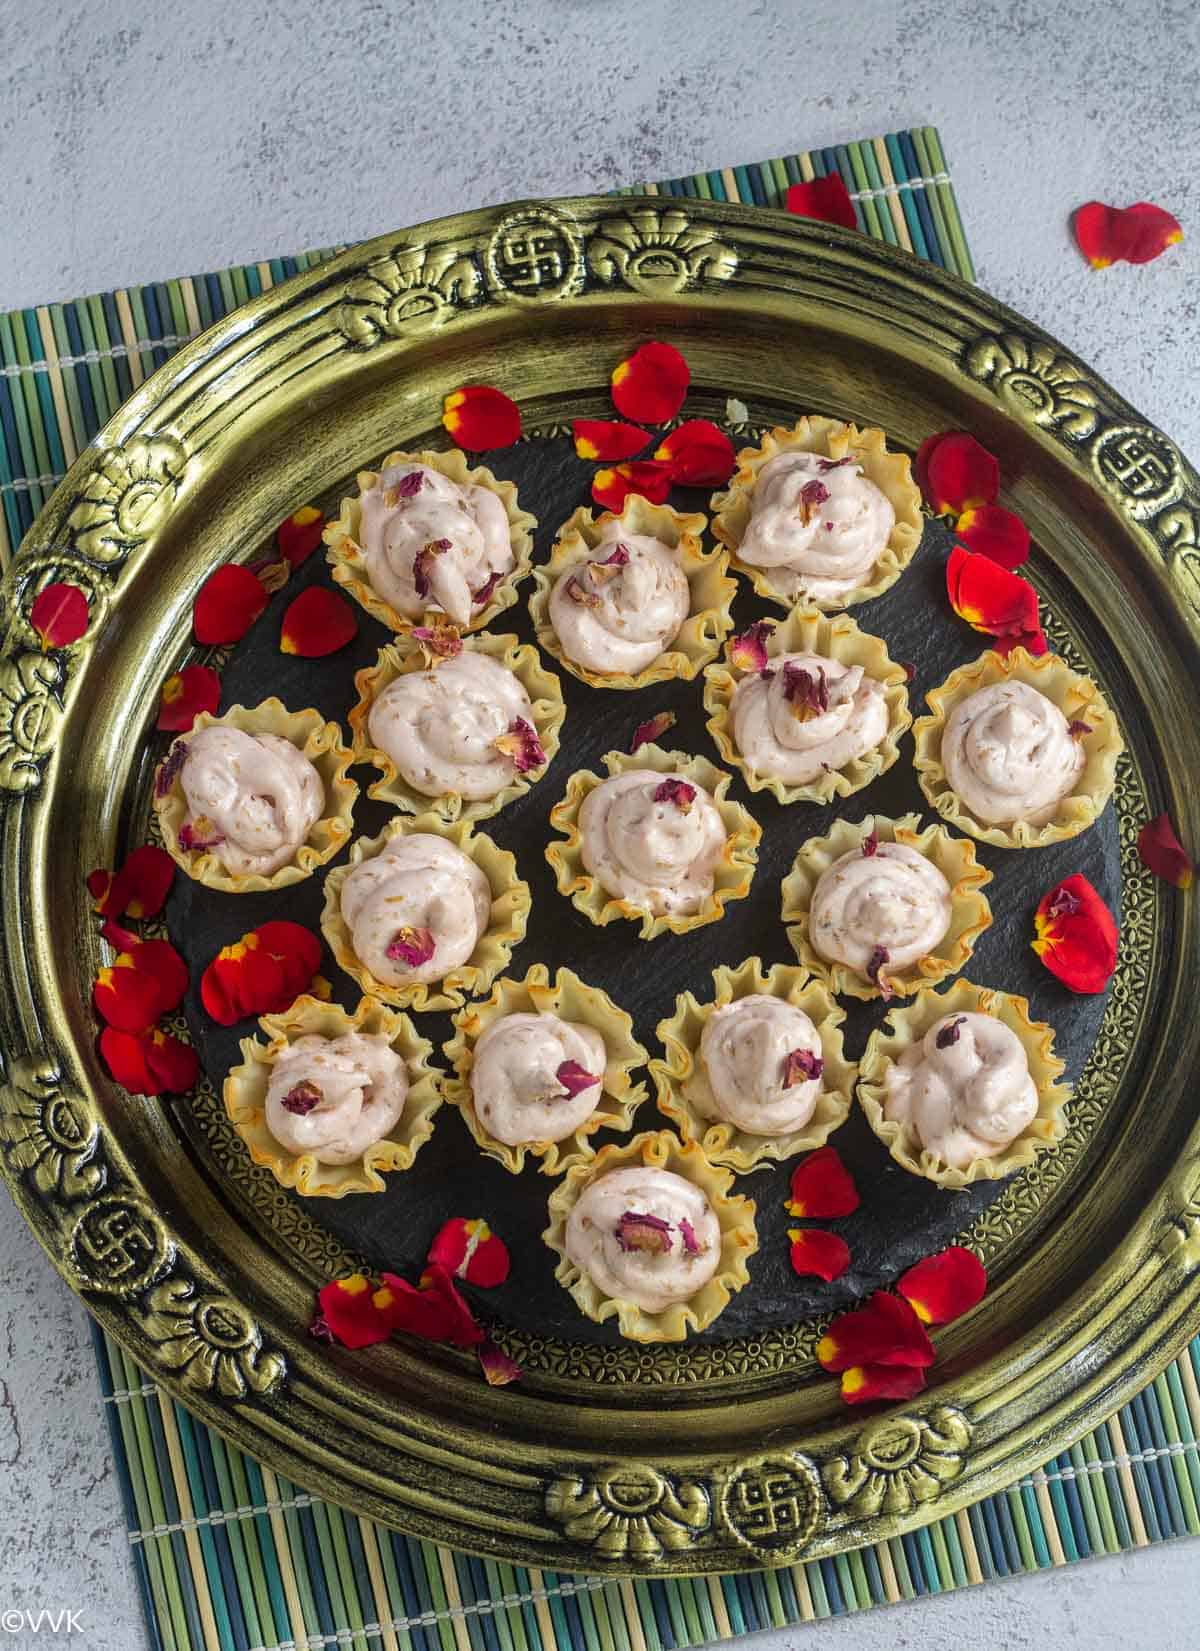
<box><xmin>728</xmin><ymin>620</ymin><xmax>773</xmax><ymax>674</ymax></box>
<box><xmin>1067</xmin><ymin>719</ymin><xmax>1092</xmax><ymax>739</ymax></box>
<box><xmin>1033</xmin><ymin>874</ymin><xmax>1118</xmax><ymax>994</ymax></box>
<box><xmin>652</xmin><ymin>777</ymin><xmax>696</xmax><ymax>813</ymax></box>
<box><xmin>935</xmin><ymin>1016</ymin><xmax>966</xmax><ymax>1049</ymax></box>
<box><xmin>630</xmin><ymin>711</ymin><xmax>676</xmax><ymax>754</ymax></box>
<box><xmin>308</xmin><ymin>1312</ymin><xmax>333</xmax><ymax>1342</ymax></box>
<box><xmin>862</xmin><ymin>830</ymin><xmax>879</xmax><ymax>857</ymax></box>
<box><xmin>413</xmin><ymin>538</ymin><xmax>452</xmax><ymax>599</ymax></box>
<box><xmin>178</xmin><ymin>815</ymin><xmax>226</xmax><ymax>851</ymax></box>
<box><xmin>788</xmin><ymin>1228</ymin><xmax>851</xmax><ymax>1283</ymax></box>
<box><xmin>798</xmin><ymin>478</ymin><xmax>831</xmax><ymax>524</ymax></box>
<box><xmin>412</xmin><ymin>619</ymin><xmax>463</xmax><ymax>664</ymax></box>
<box><xmin>897</xmin><ymin>1247</ymin><xmax>988</xmax><ymax>1326</ymax></box>
<box><xmin>555</xmin><ymin>1059</ymin><xmax>599</xmax><ymax>1098</ymax></box>
<box><xmin>1138</xmin><ymin>813</ymin><xmax>1194</xmax><ymax>888</ymax></box>
<box><xmin>866</xmin><ymin>945</ymin><xmax>893</xmax><ymax>998</ymax></box>
<box><xmin>783</xmin><ymin>1048</ymin><xmax>824</xmax><ymax>1086</ymax></box>
<box><xmin>472</xmin><ymin>570</ymin><xmax>502</xmax><ymax>608</ymax></box>
<box><xmin>615</xmin><ymin>1211</ymin><xmax>673</xmax><ymax>1254</ymax></box>
<box><xmin>818</xmin><ymin>456</ymin><xmax>854</xmax><ymax>473</ymax></box>
<box><xmin>781</xmin><ymin>662</ymin><xmax>829</xmax><ymax>720</ymax></box>
<box><xmin>394</xmin><ymin>469</ymin><xmax>425</xmax><ymax>500</ymax></box>
<box><xmin>281</xmin><ymin>1080</ymin><xmax>322</xmax><ymax>1116</ymax></box>
<box><xmin>786</xmin><ymin>1146</ymin><xmax>859</xmax><ymax>1219</ymax></box>
<box><xmin>385</xmin><ymin>926</ymin><xmax>436</xmax><ymax>969</ymax></box>
<box><xmin>494</xmin><ymin>717</ymin><xmax>546</xmax><ymax>774</ymax></box>
<box><xmin>679</xmin><ymin>1218</ymin><xmax>701</xmax><ymax>1256</ymax></box>
<box><xmin>564</xmin><ymin>574</ymin><xmax>601</xmax><ymax>608</ymax></box>
<box><xmin>154</xmin><ymin>740</ymin><xmax>188</xmax><ymax>798</ymax></box>
<box><xmin>253</xmin><ymin>557</ymin><xmax>290</xmax><ymax>595</ymax></box>
<box><xmin>586</xmin><ymin>543</ymin><xmax>630</xmax><ymax>586</ymax></box>
<box><xmin>478</xmin><ymin>1339</ymin><xmax>523</xmax><ymax>1386</ymax></box>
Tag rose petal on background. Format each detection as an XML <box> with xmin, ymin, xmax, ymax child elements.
<box><xmin>610</xmin><ymin>341</ymin><xmax>690</xmax><ymax>424</ymax></box>
<box><xmin>379</xmin><ymin>1265</ymin><xmax>485</xmax><ymax>1348</ymax></box>
<box><xmin>572</xmin><ymin>419</ymin><xmax>650</xmax><ymax>461</ymax></box>
<box><xmin>478</xmin><ymin>1339</ymin><xmax>523</xmax><ymax>1385</ymax></box>
<box><xmin>87</xmin><ymin>844</ymin><xmax>176</xmax><ymax>920</ymax></box>
<box><xmin>317</xmin><ymin>1274</ymin><xmax>394</xmax><ymax>1349</ymax></box>
<box><xmin>100</xmin><ymin>918</ymin><xmax>141</xmax><ymax>953</ymax></box>
<box><xmin>1137</xmin><ymin>812</ymin><xmax>1194</xmax><ymax>888</ymax></box>
<box><xmin>840</xmin><ymin>1363</ymin><xmax>928</xmax><ymax>1405</ymax></box>
<box><xmin>654</xmin><ymin>419</ymin><xmax>736</xmax><ymax>486</ymax></box>
<box><xmin>728</xmin><ymin>620</ymin><xmax>774</xmax><ymax>674</ymax></box>
<box><xmin>30</xmin><ymin>582</ymin><xmax>89</xmax><ymax>649</ymax></box>
<box><xmin>99</xmin><ymin>1026</ymin><xmax>198</xmax><ymax>1096</ymax></box>
<box><xmin>788</xmin><ymin>1228</ymin><xmax>851</xmax><ymax>1282</ymax></box>
<box><xmin>142</xmin><ymin>1028</ymin><xmax>200</xmax><ymax>1093</ymax></box>
<box><xmin>591</xmin><ymin>460</ymin><xmax>674</xmax><ymax>512</ymax></box>
<box><xmin>955</xmin><ymin>504</ymin><xmax>1031</xmax><ymax>571</ymax></box>
<box><xmin>200</xmin><ymin>921</ymin><xmax>320</xmax><ymax>1024</ymax></box>
<box><xmin>93</xmin><ymin>957</ymin><xmax>167</xmax><ymax>1034</ymax></box>
<box><xmin>280</xmin><ymin>584</ymin><xmax>358</xmax><ymax>656</ymax></box>
<box><xmin>946</xmin><ymin>545</ymin><xmax>1041</xmax><ymax>638</ymax></box>
<box><xmin>1073</xmin><ymin>200</ymin><xmax>1183</xmax><ymax>269</ymax></box>
<box><xmin>1032</xmin><ymin>872</ymin><xmax>1119</xmax><ymax>993</ymax></box>
<box><xmin>193</xmin><ymin>564</ymin><xmax>268</xmax><ymax>645</ymax></box>
<box><xmin>630</xmin><ymin>711</ymin><xmax>676</xmax><ymax>753</ymax></box>
<box><xmin>785</xmin><ymin>174</ymin><xmax>858</xmax><ymax>230</ymax></box>
<box><xmin>157</xmin><ymin>663</ymin><xmax>221</xmax><ymax>732</ymax></box>
<box><xmin>443</xmin><ymin>385</ymin><xmax>521</xmax><ymax>450</ymax></box>
<box><xmin>897</xmin><ymin>1246</ymin><xmax>988</xmax><ymax>1326</ymax></box>
<box><xmin>277</xmin><ymin>505</ymin><xmax>326</xmax><ymax>568</ymax></box>
<box><xmin>919</xmin><ymin>432</ymin><xmax>1000</xmax><ymax>515</ymax></box>
<box><xmin>816</xmin><ymin>1291</ymin><xmax>935</xmax><ymax>1372</ymax></box>
<box><xmin>785</xmin><ymin>1146</ymin><xmax>860</xmax><ymax>1219</ymax></box>
<box><xmin>426</xmin><ymin>1218</ymin><xmax>511</xmax><ymax>1288</ymax></box>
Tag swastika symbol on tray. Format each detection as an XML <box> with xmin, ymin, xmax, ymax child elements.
<box><xmin>71</xmin><ymin>1195</ymin><xmax>170</xmax><ymax>1291</ymax></box>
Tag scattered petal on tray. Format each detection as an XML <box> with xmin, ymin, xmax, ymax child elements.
<box><xmin>194</xmin><ymin>564</ymin><xmax>268</xmax><ymax>645</ymax></box>
<box><xmin>30</xmin><ymin>582</ymin><xmax>88</xmax><ymax>649</ymax></box>
<box><xmin>785</xmin><ymin>1145</ymin><xmax>859</xmax><ymax>1219</ymax></box>
<box><xmin>630</xmin><ymin>711</ymin><xmax>676</xmax><ymax>753</ymax></box>
<box><xmin>610</xmin><ymin>341</ymin><xmax>690</xmax><ymax>424</ymax></box>
<box><xmin>87</xmin><ymin>844</ymin><xmax>175</xmax><ymax>921</ymax></box>
<box><xmin>955</xmin><ymin>504</ymin><xmax>1030</xmax><ymax>571</ymax></box>
<box><xmin>280</xmin><ymin>585</ymin><xmax>359</xmax><ymax>656</ymax></box>
<box><xmin>572</xmin><ymin>419</ymin><xmax>650</xmax><ymax>461</ymax></box>
<box><xmin>896</xmin><ymin>1246</ymin><xmax>988</xmax><ymax>1326</ymax></box>
<box><xmin>654</xmin><ymin>420</ymin><xmax>736</xmax><ymax>486</ymax></box>
<box><xmin>915</xmin><ymin>432</ymin><xmax>1000</xmax><ymax>517</ymax></box>
<box><xmin>946</xmin><ymin>544</ymin><xmax>1040</xmax><ymax>641</ymax></box>
<box><xmin>1137</xmin><ymin>812</ymin><xmax>1194</xmax><ymax>888</ymax></box>
<box><xmin>591</xmin><ymin>460</ymin><xmax>674</xmax><ymax>512</ymax></box>
<box><xmin>1032</xmin><ymin>873</ymin><xmax>1118</xmax><ymax>994</ymax></box>
<box><xmin>157</xmin><ymin>664</ymin><xmax>221</xmax><ymax>732</ymax></box>
<box><xmin>788</xmin><ymin>1227</ymin><xmax>851</xmax><ymax>1282</ymax></box>
<box><xmin>443</xmin><ymin>385</ymin><xmax>522</xmax><ymax>450</ymax></box>
<box><xmin>278</xmin><ymin>505</ymin><xmax>326</xmax><ymax>568</ymax></box>
<box><xmin>426</xmin><ymin>1217</ymin><xmax>511</xmax><ymax>1288</ymax></box>
<box><xmin>200</xmin><ymin>919</ymin><xmax>323</xmax><ymax>1025</ymax></box>
<box><xmin>817</xmin><ymin>1290</ymin><xmax>935</xmax><ymax>1373</ymax></box>
<box><xmin>99</xmin><ymin>1026</ymin><xmax>200</xmax><ymax>1097</ymax></box>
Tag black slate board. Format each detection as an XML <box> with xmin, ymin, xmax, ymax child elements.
<box><xmin>168</xmin><ymin>435</ymin><xmax>1118</xmax><ymax>1345</ymax></box>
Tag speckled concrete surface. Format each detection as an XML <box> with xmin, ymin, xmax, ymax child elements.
<box><xmin>1</xmin><ymin>1</ymin><xmax>1197</xmax><ymax>1646</ymax></box>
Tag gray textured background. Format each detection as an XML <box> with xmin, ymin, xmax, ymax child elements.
<box><xmin>1</xmin><ymin>0</ymin><xmax>1197</xmax><ymax>1646</ymax></box>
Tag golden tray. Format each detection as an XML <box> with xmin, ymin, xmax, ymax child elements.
<box><xmin>1</xmin><ymin>196</ymin><xmax>1199</xmax><ymax>1575</ymax></box>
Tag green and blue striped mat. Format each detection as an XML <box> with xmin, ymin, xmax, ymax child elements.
<box><xmin>12</xmin><ymin>130</ymin><xmax>1195</xmax><ymax>1651</ymax></box>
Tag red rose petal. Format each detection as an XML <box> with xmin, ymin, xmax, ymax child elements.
<box><xmin>728</xmin><ymin>620</ymin><xmax>774</xmax><ymax>674</ymax></box>
<box><xmin>493</xmin><ymin>716</ymin><xmax>546</xmax><ymax>774</ymax></box>
<box><xmin>100</xmin><ymin>918</ymin><xmax>141</xmax><ymax>953</ymax></box>
<box><xmin>630</xmin><ymin>711</ymin><xmax>676</xmax><ymax>754</ymax></box>
<box><xmin>555</xmin><ymin>1060</ymin><xmax>599</xmax><ymax>1099</ymax></box>
<box><xmin>653</xmin><ymin>419</ymin><xmax>736</xmax><ymax>486</ymax></box>
<box><xmin>157</xmin><ymin>664</ymin><xmax>221</xmax><ymax>732</ymax></box>
<box><xmin>93</xmin><ymin>957</ymin><xmax>166</xmax><ymax>1034</ymax></box>
<box><xmin>1073</xmin><ymin>200</ymin><xmax>1183</xmax><ymax>269</ymax></box>
<box><xmin>317</xmin><ymin>1274</ymin><xmax>394</xmax><ymax>1349</ymax></box>
<box><xmin>785</xmin><ymin>174</ymin><xmax>858</xmax><ymax>231</ymax></box>
<box><xmin>955</xmin><ymin>504</ymin><xmax>1030</xmax><ymax>572</ymax></box>
<box><xmin>426</xmin><ymin>1218</ymin><xmax>511</xmax><ymax>1288</ymax></box>
<box><xmin>98</xmin><ymin>1027</ymin><xmax>157</xmax><ymax>1094</ymax></box>
<box><xmin>99</xmin><ymin>1026</ymin><xmax>197</xmax><ymax>1096</ymax></box>
<box><xmin>277</xmin><ymin>506</ymin><xmax>326</xmax><ymax>568</ymax></box>
<box><xmin>200</xmin><ymin>921</ymin><xmax>320</xmax><ymax>1024</ymax></box>
<box><xmin>1032</xmin><ymin>872</ymin><xmax>1119</xmax><ymax>994</ymax></box>
<box><xmin>88</xmin><ymin>844</ymin><xmax>176</xmax><ymax>921</ymax></box>
<box><xmin>993</xmin><ymin>625</ymin><xmax>1049</xmax><ymax>658</ymax></box>
<box><xmin>788</xmin><ymin>1228</ymin><xmax>851</xmax><ymax>1282</ymax></box>
<box><xmin>443</xmin><ymin>385</ymin><xmax>521</xmax><ymax>450</ymax></box>
<box><xmin>1137</xmin><ymin>812</ymin><xmax>1194</xmax><ymax>889</ymax></box>
<box><xmin>194</xmin><ymin>564</ymin><xmax>268</xmax><ymax>646</ymax></box>
<box><xmin>591</xmin><ymin>460</ymin><xmax>674</xmax><ymax>512</ymax></box>
<box><xmin>30</xmin><ymin>582</ymin><xmax>89</xmax><ymax>649</ymax></box>
<box><xmin>610</xmin><ymin>342</ymin><xmax>690</xmax><ymax>425</ymax></box>
<box><xmin>946</xmin><ymin>545</ymin><xmax>1041</xmax><ymax>638</ymax></box>
<box><xmin>785</xmin><ymin>1146</ymin><xmax>860</xmax><ymax>1220</ymax></box>
<box><xmin>572</xmin><ymin>419</ymin><xmax>650</xmax><ymax>462</ymax></box>
<box><xmin>920</xmin><ymin>432</ymin><xmax>1001</xmax><ymax>516</ymax></box>
<box><xmin>897</xmin><ymin>1246</ymin><xmax>988</xmax><ymax>1327</ymax></box>
<box><xmin>840</xmin><ymin>1363</ymin><xmax>928</xmax><ymax>1405</ymax></box>
<box><xmin>280</xmin><ymin>585</ymin><xmax>358</xmax><ymax>657</ymax></box>
<box><xmin>131</xmin><ymin>939</ymin><xmax>190</xmax><ymax>1014</ymax></box>
<box><xmin>477</xmin><ymin>1339</ymin><xmax>523</xmax><ymax>1386</ymax></box>
<box><xmin>817</xmin><ymin>1291</ymin><xmax>935</xmax><ymax>1373</ymax></box>
<box><xmin>142</xmin><ymin>1027</ymin><xmax>200</xmax><ymax>1093</ymax></box>
<box><xmin>378</xmin><ymin>1264</ymin><xmax>484</xmax><ymax>1348</ymax></box>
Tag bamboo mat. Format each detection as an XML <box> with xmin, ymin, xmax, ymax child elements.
<box><xmin>10</xmin><ymin>130</ymin><xmax>1195</xmax><ymax>1651</ymax></box>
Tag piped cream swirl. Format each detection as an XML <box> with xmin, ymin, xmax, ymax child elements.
<box><xmin>941</xmin><ymin>681</ymin><xmax>1085</xmax><ymax>825</ymax></box>
<box><xmin>564</xmin><ymin>1166</ymin><xmax>721</xmax><ymax>1312</ymax></box>
<box><xmin>180</xmin><ymin>726</ymin><xmax>324</xmax><ymax>877</ymax></box>
<box><xmin>358</xmin><ymin>463</ymin><xmax>514</xmax><ymax>624</ymax></box>
<box><xmin>696</xmin><ymin>996</ymin><xmax>823</xmax><ymax>1135</ymax></box>
<box><xmin>883</xmin><ymin>1011</ymin><xmax>1038</xmax><ymax>1168</ymax></box>
<box><xmin>730</xmin><ymin>653</ymin><xmax>888</xmax><ymax>783</ymax></box>
<box><xmin>471</xmin><ymin>1011</ymin><xmax>606</xmax><ymax>1145</ymax></box>
<box><xmin>548</xmin><ymin>527</ymin><xmax>689</xmax><ymax>675</ymax></box>
<box><xmin>809</xmin><ymin>843</ymin><xmax>952</xmax><ymax>975</ymax></box>
<box><xmin>367</xmin><ymin>652</ymin><xmax>537</xmax><ymax>800</ymax></box>
<box><xmin>738</xmin><ymin>453</ymin><xmax>894</xmax><ymax>603</ymax></box>
<box><xmin>338</xmin><ymin>833</ymin><xmax>491</xmax><ymax>987</ymax></box>
<box><xmin>263</xmin><ymin>1032</ymin><xmax>408</xmax><ymax>1164</ymax></box>
<box><xmin>578</xmin><ymin>771</ymin><xmax>726</xmax><ymax>916</ymax></box>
